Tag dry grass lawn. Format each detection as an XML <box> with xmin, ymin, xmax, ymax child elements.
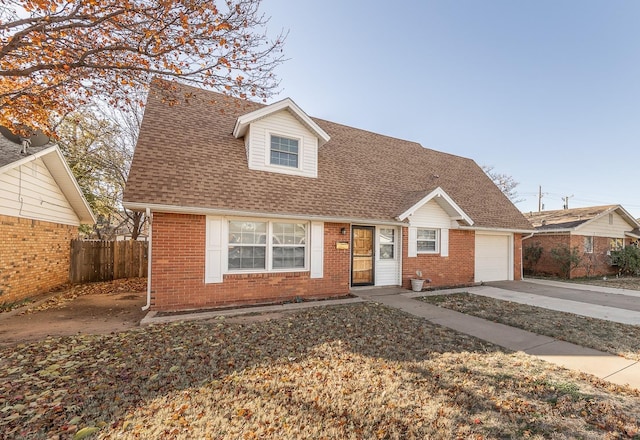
<box><xmin>420</xmin><ymin>293</ymin><xmax>640</xmax><ymax>362</ymax></box>
<box><xmin>1</xmin><ymin>303</ymin><xmax>640</xmax><ymax>439</ymax></box>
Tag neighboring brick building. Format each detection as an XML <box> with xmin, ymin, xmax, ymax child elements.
<box><xmin>124</xmin><ymin>80</ymin><xmax>533</xmax><ymax>312</ymax></box>
<box><xmin>0</xmin><ymin>133</ymin><xmax>95</xmax><ymax>305</ymax></box>
<box><xmin>523</xmin><ymin>205</ymin><xmax>640</xmax><ymax>278</ymax></box>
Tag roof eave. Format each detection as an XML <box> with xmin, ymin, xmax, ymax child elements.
<box><xmin>397</xmin><ymin>186</ymin><xmax>474</xmax><ymax>226</ymax></box>
<box><xmin>232</xmin><ymin>97</ymin><xmax>331</xmax><ymax>146</ymax></box>
<box><xmin>41</xmin><ymin>146</ymin><xmax>96</xmax><ymax>224</ymax></box>
<box><xmin>123</xmin><ymin>201</ymin><xmax>407</xmax><ymax>226</ymax></box>
<box><xmin>459</xmin><ymin>225</ymin><xmax>536</xmax><ymax>234</ymax></box>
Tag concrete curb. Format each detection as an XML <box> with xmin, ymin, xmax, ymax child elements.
<box><xmin>140</xmin><ymin>297</ymin><xmax>365</xmax><ymax>326</ymax></box>
<box><xmin>523</xmin><ymin>278</ymin><xmax>640</xmax><ymax>298</ymax></box>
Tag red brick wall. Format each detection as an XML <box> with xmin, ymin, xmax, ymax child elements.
<box><xmin>514</xmin><ymin>233</ymin><xmax>523</xmax><ymax>281</ymax></box>
<box><xmin>0</xmin><ymin>214</ymin><xmax>77</xmax><ymax>305</ymax></box>
<box><xmin>150</xmin><ymin>213</ymin><xmax>351</xmax><ymax>311</ymax></box>
<box><xmin>524</xmin><ymin>234</ymin><xmax>618</xmax><ymax>278</ymax></box>
<box><xmin>401</xmin><ymin>227</ymin><xmax>476</xmax><ymax>289</ymax></box>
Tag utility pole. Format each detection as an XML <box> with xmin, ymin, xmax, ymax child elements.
<box><xmin>562</xmin><ymin>195</ymin><xmax>573</xmax><ymax>210</ymax></box>
<box><xmin>538</xmin><ymin>186</ymin><xmax>544</xmax><ymax>212</ymax></box>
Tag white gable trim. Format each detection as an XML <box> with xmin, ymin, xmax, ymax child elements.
<box><xmin>573</xmin><ymin>205</ymin><xmax>640</xmax><ymax>232</ymax></box>
<box><xmin>233</xmin><ymin>98</ymin><xmax>330</xmax><ymax>146</ymax></box>
<box><xmin>397</xmin><ymin>187</ymin><xmax>473</xmax><ymax>226</ymax></box>
<box><xmin>0</xmin><ymin>145</ymin><xmax>95</xmax><ymax>224</ymax></box>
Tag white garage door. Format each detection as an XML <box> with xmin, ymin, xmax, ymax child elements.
<box><xmin>475</xmin><ymin>234</ymin><xmax>512</xmax><ymax>282</ymax></box>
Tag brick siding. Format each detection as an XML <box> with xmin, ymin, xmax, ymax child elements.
<box><xmin>150</xmin><ymin>213</ymin><xmax>351</xmax><ymax>311</ymax></box>
<box><xmin>523</xmin><ymin>233</ymin><xmax>619</xmax><ymax>278</ymax></box>
<box><xmin>401</xmin><ymin>227</ymin><xmax>477</xmax><ymax>289</ymax></box>
<box><xmin>0</xmin><ymin>214</ymin><xmax>77</xmax><ymax>305</ymax></box>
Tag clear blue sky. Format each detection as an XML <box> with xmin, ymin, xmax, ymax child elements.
<box><xmin>259</xmin><ymin>0</ymin><xmax>640</xmax><ymax>218</ymax></box>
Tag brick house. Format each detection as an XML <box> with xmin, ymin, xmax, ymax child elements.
<box><xmin>523</xmin><ymin>205</ymin><xmax>640</xmax><ymax>278</ymax></box>
<box><xmin>123</xmin><ymin>81</ymin><xmax>533</xmax><ymax>311</ymax></box>
<box><xmin>0</xmin><ymin>132</ymin><xmax>95</xmax><ymax>305</ymax></box>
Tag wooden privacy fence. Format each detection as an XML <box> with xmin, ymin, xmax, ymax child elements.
<box><xmin>70</xmin><ymin>239</ymin><xmax>148</xmax><ymax>283</ymax></box>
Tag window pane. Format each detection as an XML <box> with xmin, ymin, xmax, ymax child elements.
<box><xmin>228</xmin><ymin>246</ymin><xmax>266</xmax><ymax>269</ymax></box>
<box><xmin>273</xmin><ymin>223</ymin><xmax>306</xmax><ymax>245</ymax></box>
<box><xmin>417</xmin><ymin>241</ymin><xmax>436</xmax><ymax>252</ymax></box>
<box><xmin>270</xmin><ymin>136</ymin><xmax>299</xmax><ymax>168</ymax></box>
<box><xmin>417</xmin><ymin>229</ymin><xmax>436</xmax><ymax>240</ymax></box>
<box><xmin>229</xmin><ymin>221</ymin><xmax>266</xmax><ymax>244</ymax></box>
<box><xmin>380</xmin><ymin>228</ymin><xmax>394</xmax><ymax>244</ymax></box>
<box><xmin>380</xmin><ymin>243</ymin><xmax>394</xmax><ymax>259</ymax></box>
<box><xmin>273</xmin><ymin>246</ymin><xmax>305</xmax><ymax>268</ymax></box>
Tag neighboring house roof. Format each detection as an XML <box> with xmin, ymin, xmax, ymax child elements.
<box><xmin>524</xmin><ymin>205</ymin><xmax>640</xmax><ymax>233</ymax></box>
<box><xmin>0</xmin><ymin>135</ymin><xmax>95</xmax><ymax>224</ymax></box>
<box><xmin>124</xmin><ymin>80</ymin><xmax>533</xmax><ymax>231</ymax></box>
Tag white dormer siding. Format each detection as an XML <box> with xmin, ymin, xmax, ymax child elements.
<box><xmin>407</xmin><ymin>199</ymin><xmax>456</xmax><ymax>257</ymax></box>
<box><xmin>409</xmin><ymin>199</ymin><xmax>461</xmax><ymax>230</ymax></box>
<box><xmin>245</xmin><ymin>110</ymin><xmax>319</xmax><ymax>177</ymax></box>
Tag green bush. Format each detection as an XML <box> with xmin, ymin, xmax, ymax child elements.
<box><xmin>550</xmin><ymin>244</ymin><xmax>582</xmax><ymax>279</ymax></box>
<box><xmin>610</xmin><ymin>246</ymin><xmax>640</xmax><ymax>276</ymax></box>
<box><xmin>523</xmin><ymin>242</ymin><xmax>543</xmax><ymax>274</ymax></box>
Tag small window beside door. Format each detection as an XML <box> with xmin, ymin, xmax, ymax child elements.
<box><xmin>379</xmin><ymin>228</ymin><xmax>395</xmax><ymax>259</ymax></box>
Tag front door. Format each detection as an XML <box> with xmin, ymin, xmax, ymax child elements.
<box><xmin>351</xmin><ymin>226</ymin><xmax>374</xmax><ymax>286</ymax></box>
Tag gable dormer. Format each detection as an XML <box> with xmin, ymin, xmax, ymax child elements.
<box><xmin>233</xmin><ymin>98</ymin><xmax>330</xmax><ymax>178</ymax></box>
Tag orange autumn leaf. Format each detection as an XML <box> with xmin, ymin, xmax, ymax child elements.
<box><xmin>0</xmin><ymin>0</ymin><xmax>286</xmax><ymax>134</ymax></box>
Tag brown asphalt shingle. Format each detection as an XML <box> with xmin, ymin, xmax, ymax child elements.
<box><xmin>124</xmin><ymin>81</ymin><xmax>533</xmax><ymax>230</ymax></box>
<box><xmin>524</xmin><ymin>205</ymin><xmax>619</xmax><ymax>230</ymax></box>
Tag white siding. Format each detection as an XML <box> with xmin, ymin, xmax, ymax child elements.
<box><xmin>408</xmin><ymin>200</ymin><xmax>453</xmax><ymax>256</ymax></box>
<box><xmin>0</xmin><ymin>158</ymin><xmax>79</xmax><ymax>225</ymax></box>
<box><xmin>246</xmin><ymin>110</ymin><xmax>318</xmax><ymax>177</ymax></box>
<box><xmin>409</xmin><ymin>200</ymin><xmax>459</xmax><ymax>229</ymax></box>
<box><xmin>577</xmin><ymin>212</ymin><xmax>633</xmax><ymax>238</ymax></box>
<box><xmin>375</xmin><ymin>226</ymin><xmax>401</xmax><ymax>286</ymax></box>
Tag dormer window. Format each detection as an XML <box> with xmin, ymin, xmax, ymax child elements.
<box><xmin>270</xmin><ymin>135</ymin><xmax>299</xmax><ymax>168</ymax></box>
<box><xmin>233</xmin><ymin>97</ymin><xmax>330</xmax><ymax>178</ymax></box>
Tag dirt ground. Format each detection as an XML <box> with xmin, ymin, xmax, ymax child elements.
<box><xmin>0</xmin><ymin>279</ymin><xmax>147</xmax><ymax>347</ymax></box>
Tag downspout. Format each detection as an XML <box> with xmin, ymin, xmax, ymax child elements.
<box><xmin>521</xmin><ymin>232</ymin><xmax>535</xmax><ymax>280</ymax></box>
<box><xmin>142</xmin><ymin>207</ymin><xmax>152</xmax><ymax>311</ymax></box>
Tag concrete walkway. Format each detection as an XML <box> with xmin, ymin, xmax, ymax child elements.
<box><xmin>353</xmin><ymin>283</ymin><xmax>640</xmax><ymax>391</ymax></box>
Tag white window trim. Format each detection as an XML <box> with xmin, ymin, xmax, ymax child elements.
<box><xmin>417</xmin><ymin>228</ymin><xmax>440</xmax><ymax>254</ymax></box>
<box><xmin>378</xmin><ymin>227</ymin><xmax>397</xmax><ymax>260</ymax></box>
<box><xmin>225</xmin><ymin>218</ymin><xmax>310</xmax><ymax>274</ymax></box>
<box><xmin>265</xmin><ymin>131</ymin><xmax>303</xmax><ymax>171</ymax></box>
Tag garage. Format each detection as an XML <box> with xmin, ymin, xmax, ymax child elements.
<box><xmin>475</xmin><ymin>233</ymin><xmax>513</xmax><ymax>282</ymax></box>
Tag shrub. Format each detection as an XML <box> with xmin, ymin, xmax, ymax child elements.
<box><xmin>523</xmin><ymin>242</ymin><xmax>543</xmax><ymax>274</ymax></box>
<box><xmin>610</xmin><ymin>246</ymin><xmax>640</xmax><ymax>276</ymax></box>
<box><xmin>550</xmin><ymin>244</ymin><xmax>582</xmax><ymax>279</ymax></box>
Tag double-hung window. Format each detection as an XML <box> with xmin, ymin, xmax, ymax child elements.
<box><xmin>228</xmin><ymin>221</ymin><xmax>267</xmax><ymax>269</ymax></box>
<box><xmin>272</xmin><ymin>222</ymin><xmax>306</xmax><ymax>268</ymax></box>
<box><xmin>417</xmin><ymin>228</ymin><xmax>439</xmax><ymax>253</ymax></box>
<box><xmin>270</xmin><ymin>135</ymin><xmax>299</xmax><ymax>168</ymax></box>
<box><xmin>228</xmin><ymin>220</ymin><xmax>307</xmax><ymax>271</ymax></box>
<box><xmin>583</xmin><ymin>236</ymin><xmax>593</xmax><ymax>254</ymax></box>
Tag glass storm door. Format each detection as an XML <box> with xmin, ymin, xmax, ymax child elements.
<box><xmin>351</xmin><ymin>226</ymin><xmax>374</xmax><ymax>286</ymax></box>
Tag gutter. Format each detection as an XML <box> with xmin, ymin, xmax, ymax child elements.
<box><xmin>123</xmin><ymin>201</ymin><xmax>407</xmax><ymax>227</ymax></box>
<box><xmin>142</xmin><ymin>207</ymin><xmax>152</xmax><ymax>311</ymax></box>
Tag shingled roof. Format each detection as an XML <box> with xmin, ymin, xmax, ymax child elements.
<box><xmin>124</xmin><ymin>80</ymin><xmax>533</xmax><ymax>231</ymax></box>
<box><xmin>0</xmin><ymin>131</ymin><xmax>51</xmax><ymax>169</ymax></box>
<box><xmin>524</xmin><ymin>205</ymin><xmax>636</xmax><ymax>231</ymax></box>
